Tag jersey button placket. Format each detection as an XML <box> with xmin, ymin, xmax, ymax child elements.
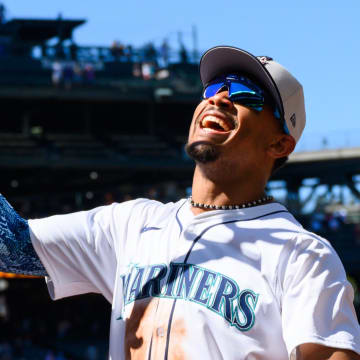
<box><xmin>150</xmin><ymin>300</ymin><xmax>173</xmax><ymax>358</ymax></box>
<box><xmin>149</xmin><ymin>208</ymin><xmax>196</xmax><ymax>358</ymax></box>
<box><xmin>156</xmin><ymin>326</ymin><xmax>165</xmax><ymax>337</ymax></box>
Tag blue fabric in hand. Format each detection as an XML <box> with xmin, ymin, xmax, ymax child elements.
<box><xmin>0</xmin><ymin>194</ymin><xmax>47</xmax><ymax>276</ymax></box>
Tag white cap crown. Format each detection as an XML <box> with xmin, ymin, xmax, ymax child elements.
<box><xmin>200</xmin><ymin>46</ymin><xmax>306</xmax><ymax>143</ymax></box>
<box><xmin>262</xmin><ymin>60</ymin><xmax>306</xmax><ymax>143</ymax></box>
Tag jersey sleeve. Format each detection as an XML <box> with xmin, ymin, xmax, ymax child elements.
<box><xmin>279</xmin><ymin>232</ymin><xmax>360</xmax><ymax>358</ymax></box>
<box><xmin>29</xmin><ymin>201</ymin><xmax>139</xmax><ymax>303</ymax></box>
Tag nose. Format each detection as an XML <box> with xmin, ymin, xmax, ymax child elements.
<box><xmin>206</xmin><ymin>88</ymin><xmax>234</xmax><ymax>109</ymax></box>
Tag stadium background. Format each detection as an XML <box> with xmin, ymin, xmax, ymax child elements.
<box><xmin>0</xmin><ymin>2</ymin><xmax>359</xmax><ymax>359</ymax></box>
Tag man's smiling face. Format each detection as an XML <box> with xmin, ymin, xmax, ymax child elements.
<box><xmin>185</xmin><ymin>82</ymin><xmax>286</xmax><ymax>179</ymax></box>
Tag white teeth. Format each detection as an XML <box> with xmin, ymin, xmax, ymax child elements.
<box><xmin>201</xmin><ymin>115</ymin><xmax>231</xmax><ymax>131</ymax></box>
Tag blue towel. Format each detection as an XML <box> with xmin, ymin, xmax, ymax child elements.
<box><xmin>0</xmin><ymin>194</ymin><xmax>47</xmax><ymax>276</ymax></box>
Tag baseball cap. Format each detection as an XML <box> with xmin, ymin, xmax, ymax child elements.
<box><xmin>199</xmin><ymin>46</ymin><xmax>306</xmax><ymax>143</ymax></box>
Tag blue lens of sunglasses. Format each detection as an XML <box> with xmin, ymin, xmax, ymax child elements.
<box><xmin>203</xmin><ymin>77</ymin><xmax>264</xmax><ymax>104</ymax></box>
<box><xmin>203</xmin><ymin>81</ymin><xmax>225</xmax><ymax>98</ymax></box>
<box><xmin>228</xmin><ymin>81</ymin><xmax>258</xmax><ymax>98</ymax></box>
<box><xmin>203</xmin><ymin>78</ymin><xmax>264</xmax><ymax>113</ymax></box>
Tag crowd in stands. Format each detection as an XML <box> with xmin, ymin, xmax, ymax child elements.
<box><xmin>0</xmin><ymin>289</ymin><xmax>110</xmax><ymax>360</ymax></box>
<box><xmin>296</xmin><ymin>205</ymin><xmax>360</xmax><ymax>245</ymax></box>
<box><xmin>0</xmin><ymin>3</ymin><xmax>197</xmax><ymax>87</ymax></box>
<box><xmin>49</xmin><ymin>39</ymin><xmax>193</xmax><ymax>88</ymax></box>
<box><xmin>46</xmin><ymin>39</ymin><xmax>181</xmax><ymax>66</ymax></box>
<box><xmin>13</xmin><ymin>182</ymin><xmax>189</xmax><ymax>219</ymax></box>
<box><xmin>51</xmin><ymin>62</ymin><xmax>95</xmax><ymax>89</ymax></box>
<box><xmin>309</xmin><ymin>209</ymin><xmax>348</xmax><ymax>234</ymax></box>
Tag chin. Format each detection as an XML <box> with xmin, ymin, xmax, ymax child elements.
<box><xmin>185</xmin><ymin>141</ymin><xmax>220</xmax><ymax>164</ymax></box>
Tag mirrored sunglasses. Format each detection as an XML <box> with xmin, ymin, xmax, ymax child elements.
<box><xmin>202</xmin><ymin>74</ymin><xmax>264</xmax><ymax>112</ymax></box>
<box><xmin>202</xmin><ymin>74</ymin><xmax>289</xmax><ymax>134</ymax></box>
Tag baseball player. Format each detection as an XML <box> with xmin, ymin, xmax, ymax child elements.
<box><xmin>0</xmin><ymin>46</ymin><xmax>360</xmax><ymax>360</ymax></box>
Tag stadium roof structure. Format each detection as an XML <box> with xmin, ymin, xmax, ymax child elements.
<box><xmin>0</xmin><ymin>18</ymin><xmax>86</xmax><ymax>44</ymax></box>
<box><xmin>275</xmin><ymin>147</ymin><xmax>360</xmax><ymax>185</ymax></box>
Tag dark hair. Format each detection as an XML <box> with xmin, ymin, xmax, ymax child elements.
<box><xmin>271</xmin><ymin>156</ymin><xmax>288</xmax><ymax>175</ymax></box>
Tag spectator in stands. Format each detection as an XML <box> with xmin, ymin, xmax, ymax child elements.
<box><xmin>110</xmin><ymin>40</ymin><xmax>125</xmax><ymax>61</ymax></box>
<box><xmin>57</xmin><ymin>319</ymin><xmax>71</xmax><ymax>339</ymax></box>
<box><xmin>141</xmin><ymin>62</ymin><xmax>155</xmax><ymax>80</ymax></box>
<box><xmin>160</xmin><ymin>38</ymin><xmax>170</xmax><ymax>67</ymax></box>
<box><xmin>0</xmin><ymin>295</ymin><xmax>7</xmax><ymax>320</ymax></box>
<box><xmin>146</xmin><ymin>186</ymin><xmax>159</xmax><ymax>200</ymax></box>
<box><xmin>328</xmin><ymin>214</ymin><xmax>341</xmax><ymax>231</ymax></box>
<box><xmin>354</xmin><ymin>223</ymin><xmax>360</xmax><ymax>245</ymax></box>
<box><xmin>63</xmin><ymin>63</ymin><xmax>74</xmax><ymax>90</ymax></box>
<box><xmin>69</xmin><ymin>42</ymin><xmax>78</xmax><ymax>61</ymax></box>
<box><xmin>144</xmin><ymin>42</ymin><xmax>157</xmax><ymax>65</ymax></box>
<box><xmin>12</xmin><ymin>336</ymin><xmax>25</xmax><ymax>359</ymax></box>
<box><xmin>163</xmin><ymin>182</ymin><xmax>175</xmax><ymax>202</ymax></box>
<box><xmin>122</xmin><ymin>194</ymin><xmax>133</xmax><ymax>202</ymax></box>
<box><xmin>55</xmin><ymin>43</ymin><xmax>66</xmax><ymax>60</ymax></box>
<box><xmin>45</xmin><ymin>350</ymin><xmax>56</xmax><ymax>360</ymax></box>
<box><xmin>83</xmin><ymin>64</ymin><xmax>95</xmax><ymax>84</ymax></box>
<box><xmin>55</xmin><ymin>351</ymin><xmax>67</xmax><ymax>360</ymax></box>
<box><xmin>72</xmin><ymin>63</ymin><xmax>83</xmax><ymax>86</ymax></box>
<box><xmin>132</xmin><ymin>62</ymin><xmax>142</xmax><ymax>78</ymax></box>
<box><xmin>0</xmin><ymin>4</ymin><xmax>6</xmax><ymax>24</ymax></box>
<box><xmin>310</xmin><ymin>212</ymin><xmax>325</xmax><ymax>233</ymax></box>
<box><xmin>85</xmin><ymin>345</ymin><xmax>98</xmax><ymax>360</ymax></box>
<box><xmin>180</xmin><ymin>43</ymin><xmax>189</xmax><ymax>63</ymax></box>
<box><xmin>125</xmin><ymin>44</ymin><xmax>133</xmax><ymax>62</ymax></box>
<box><xmin>104</xmin><ymin>192</ymin><xmax>115</xmax><ymax>205</ymax></box>
<box><xmin>118</xmin><ymin>43</ymin><xmax>125</xmax><ymax>61</ymax></box>
<box><xmin>111</xmin><ymin>40</ymin><xmax>118</xmax><ymax>59</ymax></box>
<box><xmin>0</xmin><ymin>341</ymin><xmax>12</xmax><ymax>360</ymax></box>
<box><xmin>52</xmin><ymin>61</ymin><xmax>63</xmax><ymax>88</ymax></box>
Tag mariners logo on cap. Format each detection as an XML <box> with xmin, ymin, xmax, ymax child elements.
<box><xmin>290</xmin><ymin>113</ymin><xmax>296</xmax><ymax>127</ymax></box>
<box><xmin>258</xmin><ymin>56</ymin><xmax>273</xmax><ymax>65</ymax></box>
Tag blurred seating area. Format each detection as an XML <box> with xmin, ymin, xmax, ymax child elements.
<box><xmin>0</xmin><ymin>47</ymin><xmax>199</xmax><ymax>88</ymax></box>
<box><xmin>12</xmin><ymin>181</ymin><xmax>188</xmax><ymax>218</ymax></box>
<box><xmin>0</xmin><ymin>285</ymin><xmax>110</xmax><ymax>360</ymax></box>
<box><xmin>0</xmin><ymin>132</ymin><xmax>183</xmax><ymax>164</ymax></box>
<box><xmin>298</xmin><ymin>209</ymin><xmax>360</xmax><ymax>268</ymax></box>
<box><xmin>0</xmin><ymin>6</ymin><xmax>201</xmax><ymax>88</ymax></box>
<box><xmin>0</xmin><ymin>19</ymin><xmax>199</xmax><ymax>88</ymax></box>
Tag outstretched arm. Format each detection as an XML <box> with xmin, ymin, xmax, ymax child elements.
<box><xmin>0</xmin><ymin>194</ymin><xmax>47</xmax><ymax>276</ymax></box>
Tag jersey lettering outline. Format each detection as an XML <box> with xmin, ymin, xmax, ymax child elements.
<box><xmin>119</xmin><ymin>262</ymin><xmax>259</xmax><ymax>332</ymax></box>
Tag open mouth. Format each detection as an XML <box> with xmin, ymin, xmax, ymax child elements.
<box><xmin>200</xmin><ymin>115</ymin><xmax>234</xmax><ymax>132</ymax></box>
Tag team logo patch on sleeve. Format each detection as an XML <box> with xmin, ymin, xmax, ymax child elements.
<box><xmin>119</xmin><ymin>263</ymin><xmax>259</xmax><ymax>332</ymax></box>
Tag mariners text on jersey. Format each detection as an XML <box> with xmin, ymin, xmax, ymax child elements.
<box><xmin>119</xmin><ymin>262</ymin><xmax>259</xmax><ymax>331</ymax></box>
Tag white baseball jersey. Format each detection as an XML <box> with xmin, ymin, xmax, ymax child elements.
<box><xmin>29</xmin><ymin>199</ymin><xmax>360</xmax><ymax>359</ymax></box>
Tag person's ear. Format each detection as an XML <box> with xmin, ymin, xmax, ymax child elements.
<box><xmin>267</xmin><ymin>134</ymin><xmax>296</xmax><ymax>159</ymax></box>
